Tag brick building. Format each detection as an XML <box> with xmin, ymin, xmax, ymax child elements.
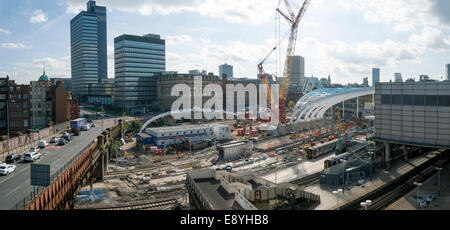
<box><xmin>52</xmin><ymin>81</ymin><xmax>79</xmax><ymax>124</ymax></box>
<box><xmin>0</xmin><ymin>76</ymin><xmax>31</xmax><ymax>136</ymax></box>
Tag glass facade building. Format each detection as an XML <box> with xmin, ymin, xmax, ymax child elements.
<box><xmin>219</xmin><ymin>63</ymin><xmax>233</xmax><ymax>79</ymax></box>
<box><xmin>114</xmin><ymin>34</ymin><xmax>166</xmax><ymax>114</ymax></box>
<box><xmin>70</xmin><ymin>1</ymin><xmax>107</xmax><ymax>102</ymax></box>
<box><xmin>372</xmin><ymin>68</ymin><xmax>380</xmax><ymax>86</ymax></box>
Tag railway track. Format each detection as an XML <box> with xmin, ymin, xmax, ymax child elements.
<box><xmin>367</xmin><ymin>166</ymin><xmax>438</xmax><ymax>210</ymax></box>
<box><xmin>291</xmin><ymin>172</ymin><xmax>321</xmax><ymax>186</ymax></box>
<box><xmin>95</xmin><ymin>199</ymin><xmax>178</xmax><ymax>210</ymax></box>
<box><xmin>338</xmin><ymin>149</ymin><xmax>449</xmax><ymax>210</ymax></box>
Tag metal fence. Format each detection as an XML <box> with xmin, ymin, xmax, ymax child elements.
<box><xmin>12</xmin><ymin>141</ymin><xmax>95</xmax><ymax>210</ymax></box>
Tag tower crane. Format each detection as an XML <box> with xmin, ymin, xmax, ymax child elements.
<box><xmin>276</xmin><ymin>0</ymin><xmax>311</xmax><ymax>124</ymax></box>
<box><xmin>258</xmin><ymin>46</ymin><xmax>277</xmax><ymax>105</ymax></box>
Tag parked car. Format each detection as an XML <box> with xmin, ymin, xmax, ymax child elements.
<box><xmin>0</xmin><ymin>164</ymin><xmax>16</xmax><ymax>175</ymax></box>
<box><xmin>50</xmin><ymin>137</ymin><xmax>60</xmax><ymax>143</ymax></box>
<box><xmin>73</xmin><ymin>129</ymin><xmax>81</xmax><ymax>136</ymax></box>
<box><xmin>29</xmin><ymin>147</ymin><xmax>40</xmax><ymax>153</ymax></box>
<box><xmin>5</xmin><ymin>154</ymin><xmax>21</xmax><ymax>163</ymax></box>
<box><xmin>62</xmin><ymin>135</ymin><xmax>72</xmax><ymax>142</ymax></box>
<box><xmin>38</xmin><ymin>140</ymin><xmax>49</xmax><ymax>148</ymax></box>
<box><xmin>62</xmin><ymin>132</ymin><xmax>70</xmax><ymax>138</ymax></box>
<box><xmin>24</xmin><ymin>152</ymin><xmax>41</xmax><ymax>162</ymax></box>
<box><xmin>58</xmin><ymin>138</ymin><xmax>68</xmax><ymax>146</ymax></box>
<box><xmin>91</xmin><ymin>123</ymin><xmax>96</xmax><ymax>127</ymax></box>
<box><xmin>81</xmin><ymin>124</ymin><xmax>90</xmax><ymax>131</ymax></box>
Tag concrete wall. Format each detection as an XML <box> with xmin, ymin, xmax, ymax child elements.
<box><xmin>235</xmin><ymin>189</ymin><xmax>258</xmax><ymax>210</ymax></box>
<box><xmin>375</xmin><ymin>82</ymin><xmax>450</xmax><ymax>148</ymax></box>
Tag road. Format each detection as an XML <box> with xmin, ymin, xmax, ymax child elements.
<box><xmin>0</xmin><ymin>117</ymin><xmax>116</xmax><ymax>210</ymax></box>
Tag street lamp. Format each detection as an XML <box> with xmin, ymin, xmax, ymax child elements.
<box><xmin>413</xmin><ymin>182</ymin><xmax>423</xmax><ymax>207</ymax></box>
<box><xmin>435</xmin><ymin>167</ymin><xmax>443</xmax><ymax>197</ymax></box>
<box><xmin>360</xmin><ymin>200</ymin><xmax>372</xmax><ymax>210</ymax></box>
<box><xmin>333</xmin><ymin>188</ymin><xmax>344</xmax><ymax>210</ymax></box>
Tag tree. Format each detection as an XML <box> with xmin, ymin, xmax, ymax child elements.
<box><xmin>288</xmin><ymin>101</ymin><xmax>296</xmax><ymax>109</ymax></box>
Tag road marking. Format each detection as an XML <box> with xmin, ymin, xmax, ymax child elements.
<box><xmin>0</xmin><ymin>165</ymin><xmax>30</xmax><ymax>184</ymax></box>
<box><xmin>5</xmin><ymin>185</ymin><xmax>21</xmax><ymax>197</ymax></box>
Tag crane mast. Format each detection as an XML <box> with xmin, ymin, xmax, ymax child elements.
<box><xmin>276</xmin><ymin>0</ymin><xmax>311</xmax><ymax>124</ymax></box>
<box><xmin>258</xmin><ymin>46</ymin><xmax>277</xmax><ymax>105</ymax></box>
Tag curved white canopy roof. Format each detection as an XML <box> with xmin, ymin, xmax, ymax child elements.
<box><xmin>291</xmin><ymin>87</ymin><xmax>375</xmax><ymax>123</ymax></box>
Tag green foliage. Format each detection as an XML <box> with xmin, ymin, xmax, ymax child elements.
<box><xmin>123</xmin><ymin>120</ymin><xmax>142</xmax><ymax>133</ymax></box>
<box><xmin>111</xmin><ymin>139</ymin><xmax>122</xmax><ymax>154</ymax></box>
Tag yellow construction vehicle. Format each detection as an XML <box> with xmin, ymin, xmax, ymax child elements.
<box><xmin>333</xmin><ymin>107</ymin><xmax>343</xmax><ymax>133</ymax></box>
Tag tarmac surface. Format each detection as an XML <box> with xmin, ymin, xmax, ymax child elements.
<box><xmin>0</xmin><ymin>117</ymin><xmax>115</xmax><ymax>210</ymax></box>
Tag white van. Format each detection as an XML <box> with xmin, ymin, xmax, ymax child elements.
<box><xmin>38</xmin><ymin>140</ymin><xmax>49</xmax><ymax>148</ymax></box>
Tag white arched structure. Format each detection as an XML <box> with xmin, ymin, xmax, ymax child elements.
<box><xmin>291</xmin><ymin>87</ymin><xmax>375</xmax><ymax>123</ymax></box>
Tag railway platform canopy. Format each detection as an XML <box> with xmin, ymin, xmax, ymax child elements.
<box><xmin>291</xmin><ymin>87</ymin><xmax>375</xmax><ymax>123</ymax></box>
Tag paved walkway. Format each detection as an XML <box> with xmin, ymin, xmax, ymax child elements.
<box><xmin>299</xmin><ymin>151</ymin><xmax>439</xmax><ymax>210</ymax></box>
<box><xmin>386</xmin><ymin>163</ymin><xmax>450</xmax><ymax>210</ymax></box>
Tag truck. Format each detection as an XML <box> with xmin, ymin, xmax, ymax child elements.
<box><xmin>70</xmin><ymin>118</ymin><xmax>87</xmax><ymax>133</ymax></box>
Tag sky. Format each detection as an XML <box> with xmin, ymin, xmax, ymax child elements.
<box><xmin>0</xmin><ymin>0</ymin><xmax>449</xmax><ymax>85</ymax></box>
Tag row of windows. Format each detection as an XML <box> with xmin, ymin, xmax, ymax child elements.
<box><xmin>381</xmin><ymin>95</ymin><xmax>450</xmax><ymax>106</ymax></box>
<box><xmin>115</xmin><ymin>40</ymin><xmax>165</xmax><ymax>50</ymax></box>
<box><xmin>115</xmin><ymin>62</ymin><xmax>165</xmax><ymax>69</ymax></box>
<box><xmin>115</xmin><ymin>47</ymin><xmax>165</xmax><ymax>56</ymax></box>
<box><xmin>115</xmin><ymin>52</ymin><xmax>165</xmax><ymax>61</ymax></box>
<box><xmin>115</xmin><ymin>58</ymin><xmax>166</xmax><ymax>65</ymax></box>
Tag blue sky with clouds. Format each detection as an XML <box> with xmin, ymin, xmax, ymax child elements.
<box><xmin>0</xmin><ymin>0</ymin><xmax>449</xmax><ymax>85</ymax></box>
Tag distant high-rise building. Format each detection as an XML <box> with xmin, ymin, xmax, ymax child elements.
<box><xmin>372</xmin><ymin>68</ymin><xmax>380</xmax><ymax>86</ymax></box>
<box><xmin>114</xmin><ymin>34</ymin><xmax>166</xmax><ymax>114</ymax></box>
<box><xmin>363</xmin><ymin>77</ymin><xmax>369</xmax><ymax>87</ymax></box>
<box><xmin>219</xmin><ymin>64</ymin><xmax>233</xmax><ymax>79</ymax></box>
<box><xmin>420</xmin><ymin>75</ymin><xmax>431</xmax><ymax>82</ymax></box>
<box><xmin>70</xmin><ymin>0</ymin><xmax>107</xmax><ymax>102</ymax></box>
<box><xmin>286</xmin><ymin>56</ymin><xmax>305</xmax><ymax>102</ymax></box>
<box><xmin>446</xmin><ymin>64</ymin><xmax>450</xmax><ymax>80</ymax></box>
<box><xmin>395</xmin><ymin>73</ymin><xmax>403</xmax><ymax>83</ymax></box>
<box><xmin>328</xmin><ymin>74</ymin><xmax>331</xmax><ymax>85</ymax></box>
<box><xmin>189</xmin><ymin>70</ymin><xmax>201</xmax><ymax>75</ymax></box>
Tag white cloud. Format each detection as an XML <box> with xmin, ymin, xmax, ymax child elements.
<box><xmin>1</xmin><ymin>43</ymin><xmax>31</xmax><ymax>49</ymax></box>
<box><xmin>339</xmin><ymin>0</ymin><xmax>442</xmax><ymax>32</ymax></box>
<box><xmin>30</xmin><ymin>9</ymin><xmax>48</xmax><ymax>23</ymax></box>
<box><xmin>166</xmin><ymin>35</ymin><xmax>193</xmax><ymax>46</ymax></box>
<box><xmin>0</xmin><ymin>28</ymin><xmax>11</xmax><ymax>34</ymax></box>
<box><xmin>66</xmin><ymin>0</ymin><xmax>277</xmax><ymax>25</ymax></box>
<box><xmin>12</xmin><ymin>57</ymin><xmax>71</xmax><ymax>82</ymax></box>
<box><xmin>409</xmin><ymin>27</ymin><xmax>450</xmax><ymax>52</ymax></box>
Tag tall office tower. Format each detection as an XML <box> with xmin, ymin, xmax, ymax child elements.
<box><xmin>286</xmin><ymin>56</ymin><xmax>305</xmax><ymax>102</ymax></box>
<box><xmin>372</xmin><ymin>68</ymin><xmax>380</xmax><ymax>87</ymax></box>
<box><xmin>395</xmin><ymin>73</ymin><xmax>403</xmax><ymax>83</ymax></box>
<box><xmin>70</xmin><ymin>0</ymin><xmax>107</xmax><ymax>102</ymax></box>
<box><xmin>446</xmin><ymin>64</ymin><xmax>450</xmax><ymax>80</ymax></box>
<box><xmin>219</xmin><ymin>63</ymin><xmax>233</xmax><ymax>79</ymax></box>
<box><xmin>114</xmin><ymin>34</ymin><xmax>166</xmax><ymax>114</ymax></box>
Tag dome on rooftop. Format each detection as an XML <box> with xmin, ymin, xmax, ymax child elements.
<box><xmin>39</xmin><ymin>72</ymin><xmax>50</xmax><ymax>81</ymax></box>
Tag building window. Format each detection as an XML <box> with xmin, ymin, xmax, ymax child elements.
<box><xmin>24</xmin><ymin>120</ymin><xmax>28</xmax><ymax>127</ymax></box>
<box><xmin>438</xmin><ymin>96</ymin><xmax>450</xmax><ymax>107</ymax></box>
<box><xmin>414</xmin><ymin>95</ymin><xmax>425</xmax><ymax>106</ymax></box>
<box><xmin>402</xmin><ymin>95</ymin><xmax>413</xmax><ymax>105</ymax></box>
<box><xmin>391</xmin><ymin>95</ymin><xmax>402</xmax><ymax>105</ymax></box>
<box><xmin>426</xmin><ymin>95</ymin><xmax>437</xmax><ymax>106</ymax></box>
<box><xmin>381</xmin><ymin>95</ymin><xmax>391</xmax><ymax>104</ymax></box>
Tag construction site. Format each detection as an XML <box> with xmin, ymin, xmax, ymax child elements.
<box><xmin>73</xmin><ymin>0</ymin><xmax>450</xmax><ymax>210</ymax></box>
